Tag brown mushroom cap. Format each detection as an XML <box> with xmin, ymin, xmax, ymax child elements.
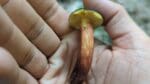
<box><xmin>69</xmin><ymin>9</ymin><xmax>103</xmax><ymax>29</ymax></box>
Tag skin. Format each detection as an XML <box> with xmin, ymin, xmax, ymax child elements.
<box><xmin>0</xmin><ymin>0</ymin><xmax>150</xmax><ymax>84</ymax></box>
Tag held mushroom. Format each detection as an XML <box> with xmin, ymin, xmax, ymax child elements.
<box><xmin>69</xmin><ymin>9</ymin><xmax>103</xmax><ymax>84</ymax></box>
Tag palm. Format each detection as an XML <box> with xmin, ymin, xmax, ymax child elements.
<box><xmin>88</xmin><ymin>38</ymin><xmax>150</xmax><ymax>84</ymax></box>
<box><xmin>40</xmin><ymin>30</ymin><xmax>150</xmax><ymax>84</ymax></box>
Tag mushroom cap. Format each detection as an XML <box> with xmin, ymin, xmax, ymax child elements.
<box><xmin>69</xmin><ymin>9</ymin><xmax>103</xmax><ymax>29</ymax></box>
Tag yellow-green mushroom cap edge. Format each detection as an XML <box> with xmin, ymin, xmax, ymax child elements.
<box><xmin>69</xmin><ymin>9</ymin><xmax>103</xmax><ymax>29</ymax></box>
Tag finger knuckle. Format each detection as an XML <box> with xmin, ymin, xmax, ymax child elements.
<box><xmin>0</xmin><ymin>0</ymin><xmax>9</xmax><ymax>6</ymax></box>
<box><xmin>26</xmin><ymin>20</ymin><xmax>45</xmax><ymax>41</ymax></box>
<box><xmin>21</xmin><ymin>46</ymin><xmax>34</xmax><ymax>67</ymax></box>
<box><xmin>117</xmin><ymin>4</ymin><xmax>126</xmax><ymax>13</ymax></box>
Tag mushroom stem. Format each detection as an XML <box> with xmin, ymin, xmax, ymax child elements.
<box><xmin>69</xmin><ymin>9</ymin><xmax>103</xmax><ymax>84</ymax></box>
<box><xmin>75</xmin><ymin>20</ymin><xmax>94</xmax><ymax>84</ymax></box>
<box><xmin>70</xmin><ymin>20</ymin><xmax>94</xmax><ymax>84</ymax></box>
<box><xmin>80</xmin><ymin>19</ymin><xmax>94</xmax><ymax>77</ymax></box>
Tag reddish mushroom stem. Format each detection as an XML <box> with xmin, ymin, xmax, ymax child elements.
<box><xmin>70</xmin><ymin>20</ymin><xmax>94</xmax><ymax>84</ymax></box>
<box><xmin>69</xmin><ymin>9</ymin><xmax>103</xmax><ymax>84</ymax></box>
<box><xmin>80</xmin><ymin>20</ymin><xmax>94</xmax><ymax>76</ymax></box>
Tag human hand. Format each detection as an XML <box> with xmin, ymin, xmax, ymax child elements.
<box><xmin>0</xmin><ymin>0</ymin><xmax>150</xmax><ymax>84</ymax></box>
<box><xmin>36</xmin><ymin>0</ymin><xmax>150</xmax><ymax>84</ymax></box>
<box><xmin>0</xmin><ymin>0</ymin><xmax>72</xmax><ymax>84</ymax></box>
<box><xmin>83</xmin><ymin>0</ymin><xmax>150</xmax><ymax>84</ymax></box>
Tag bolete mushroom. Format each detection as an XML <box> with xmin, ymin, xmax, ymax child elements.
<box><xmin>69</xmin><ymin>9</ymin><xmax>103</xmax><ymax>84</ymax></box>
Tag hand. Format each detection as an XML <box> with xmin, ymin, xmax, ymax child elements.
<box><xmin>0</xmin><ymin>0</ymin><xmax>71</xmax><ymax>84</ymax></box>
<box><xmin>0</xmin><ymin>0</ymin><xmax>150</xmax><ymax>84</ymax></box>
<box><xmin>83</xmin><ymin>0</ymin><xmax>150</xmax><ymax>84</ymax></box>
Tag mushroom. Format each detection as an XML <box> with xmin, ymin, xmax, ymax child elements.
<box><xmin>69</xmin><ymin>9</ymin><xmax>103</xmax><ymax>84</ymax></box>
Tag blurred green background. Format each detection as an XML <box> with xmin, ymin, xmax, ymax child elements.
<box><xmin>58</xmin><ymin>0</ymin><xmax>150</xmax><ymax>44</ymax></box>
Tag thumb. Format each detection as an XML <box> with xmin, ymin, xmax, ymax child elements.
<box><xmin>83</xmin><ymin>0</ymin><xmax>149</xmax><ymax>48</ymax></box>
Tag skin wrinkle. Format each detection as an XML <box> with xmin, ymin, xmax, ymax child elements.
<box><xmin>88</xmin><ymin>47</ymin><xmax>99</xmax><ymax>84</ymax></box>
<box><xmin>47</xmin><ymin>42</ymin><xmax>60</xmax><ymax>58</ymax></box>
<box><xmin>90</xmin><ymin>46</ymin><xmax>113</xmax><ymax>84</ymax></box>
<box><xmin>46</xmin><ymin>5</ymin><xmax>70</xmax><ymax>37</ymax></box>
<box><xmin>55</xmin><ymin>44</ymin><xmax>68</xmax><ymax>79</ymax></box>
<box><xmin>2</xmin><ymin>29</ymin><xmax>26</xmax><ymax>65</ymax></box>
<box><xmin>104</xmin><ymin>5</ymin><xmax>124</xmax><ymax>26</ymax></box>
<box><xmin>66</xmin><ymin>48</ymin><xmax>77</xmax><ymax>83</ymax></box>
<box><xmin>27</xmin><ymin>0</ymin><xmax>58</xmax><ymax>19</ymax></box>
<box><xmin>25</xmin><ymin>50</ymin><xmax>48</xmax><ymax>79</ymax></box>
<box><xmin>15</xmin><ymin>69</ymin><xmax>23</xmax><ymax>84</ymax></box>
<box><xmin>39</xmin><ymin>43</ymin><xmax>67</xmax><ymax>84</ymax></box>
<box><xmin>30</xmin><ymin>27</ymin><xmax>46</xmax><ymax>45</ymax></box>
<box><xmin>16</xmin><ymin>69</ymin><xmax>24</xmax><ymax>84</ymax></box>
<box><xmin>0</xmin><ymin>0</ymin><xmax>9</xmax><ymax>6</ymax></box>
<box><xmin>0</xmin><ymin>48</ymin><xmax>35</xmax><ymax>84</ymax></box>
<box><xmin>27</xmin><ymin>0</ymin><xmax>71</xmax><ymax>37</ymax></box>
<box><xmin>105</xmin><ymin>9</ymin><xmax>132</xmax><ymax>40</ymax></box>
<box><xmin>132</xmin><ymin>51</ymin><xmax>143</xmax><ymax>84</ymax></box>
<box><xmin>103</xmin><ymin>50</ymin><xmax>113</xmax><ymax>84</ymax></box>
<box><xmin>113</xmin><ymin>32</ymin><xmax>149</xmax><ymax>50</ymax></box>
<box><xmin>90</xmin><ymin>68</ymin><xmax>96</xmax><ymax>84</ymax></box>
<box><xmin>22</xmin><ymin>46</ymin><xmax>34</xmax><ymax>67</ymax></box>
<box><xmin>135</xmin><ymin>50</ymin><xmax>150</xmax><ymax>71</ymax></box>
<box><xmin>62</xmin><ymin>32</ymin><xmax>80</xmax><ymax>83</ymax></box>
<box><xmin>2</xmin><ymin>0</ymin><xmax>39</xmax><ymax>34</ymax></box>
<box><xmin>103</xmin><ymin>48</ymin><xmax>150</xmax><ymax>84</ymax></box>
<box><xmin>25</xmin><ymin>18</ymin><xmax>42</xmax><ymax>41</ymax></box>
<box><xmin>46</xmin><ymin>43</ymin><xmax>67</xmax><ymax>79</ymax></box>
<box><xmin>64</xmin><ymin>32</ymin><xmax>81</xmax><ymax>83</ymax></box>
<box><xmin>0</xmin><ymin>7</ymin><xmax>14</xmax><ymax>45</ymax></box>
<box><xmin>119</xmin><ymin>50</ymin><xmax>132</xmax><ymax>84</ymax></box>
<box><xmin>26</xmin><ymin>21</ymin><xmax>60</xmax><ymax>57</ymax></box>
<box><xmin>24</xmin><ymin>52</ymin><xmax>47</xmax><ymax>79</ymax></box>
<box><xmin>95</xmin><ymin>46</ymin><xmax>109</xmax><ymax>65</ymax></box>
<box><xmin>66</xmin><ymin>44</ymin><xmax>78</xmax><ymax>82</ymax></box>
<box><xmin>44</xmin><ymin>1</ymin><xmax>58</xmax><ymax>21</ymax></box>
<box><xmin>103</xmin><ymin>6</ymin><xmax>120</xmax><ymax>26</ymax></box>
<box><xmin>0</xmin><ymin>25</ymin><xmax>14</xmax><ymax>45</ymax></box>
<box><xmin>112</xmin><ymin>33</ymin><xmax>135</xmax><ymax>50</ymax></box>
<box><xmin>128</xmin><ymin>60</ymin><xmax>133</xmax><ymax>84</ymax></box>
<box><xmin>31</xmin><ymin>26</ymin><xmax>60</xmax><ymax>57</ymax></box>
<box><xmin>45</xmin><ymin>6</ymin><xmax>60</xmax><ymax>31</ymax></box>
<box><xmin>69</xmin><ymin>48</ymin><xmax>79</xmax><ymax>83</ymax></box>
<box><xmin>112</xmin><ymin>32</ymin><xmax>131</xmax><ymax>46</ymax></box>
<box><xmin>15</xmin><ymin>70</ymin><xmax>20</xmax><ymax>84</ymax></box>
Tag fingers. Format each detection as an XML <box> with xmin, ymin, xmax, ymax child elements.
<box><xmin>40</xmin><ymin>32</ymin><xmax>80</xmax><ymax>84</ymax></box>
<box><xmin>0</xmin><ymin>7</ymin><xmax>48</xmax><ymax>78</ymax></box>
<box><xmin>2</xmin><ymin>0</ymin><xmax>60</xmax><ymax>56</ymax></box>
<box><xmin>27</xmin><ymin>0</ymin><xmax>71</xmax><ymax>37</ymax></box>
<box><xmin>83</xmin><ymin>0</ymin><xmax>149</xmax><ymax>48</ymax></box>
<box><xmin>0</xmin><ymin>47</ymin><xmax>38</xmax><ymax>84</ymax></box>
<box><xmin>0</xmin><ymin>0</ymin><xmax>9</xmax><ymax>6</ymax></box>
